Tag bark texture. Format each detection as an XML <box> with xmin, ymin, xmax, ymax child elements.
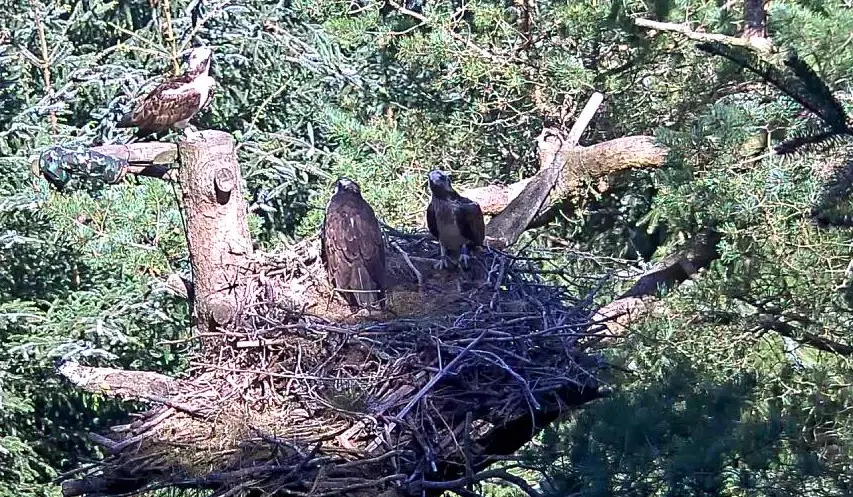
<box><xmin>462</xmin><ymin>135</ymin><xmax>668</xmax><ymax>231</ymax></box>
<box><xmin>177</xmin><ymin>131</ymin><xmax>253</xmax><ymax>342</ymax></box>
<box><xmin>743</xmin><ymin>0</ymin><xmax>768</xmax><ymax>39</ymax></box>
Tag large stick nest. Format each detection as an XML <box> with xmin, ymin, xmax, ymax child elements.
<box><xmin>62</xmin><ymin>231</ymin><xmax>605</xmax><ymax>497</ymax></box>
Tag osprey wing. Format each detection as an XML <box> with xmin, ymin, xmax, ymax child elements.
<box><xmin>454</xmin><ymin>197</ymin><xmax>486</xmax><ymax>247</ymax></box>
<box><xmin>118</xmin><ymin>77</ymin><xmax>203</xmax><ymax>136</ymax></box>
<box><xmin>322</xmin><ymin>193</ymin><xmax>387</xmax><ymax>308</ymax></box>
<box><xmin>426</xmin><ymin>198</ymin><xmax>440</xmax><ymax>239</ymax></box>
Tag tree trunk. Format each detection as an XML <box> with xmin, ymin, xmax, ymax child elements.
<box><xmin>743</xmin><ymin>0</ymin><xmax>768</xmax><ymax>39</ymax></box>
<box><xmin>177</xmin><ymin>131</ymin><xmax>253</xmax><ymax>345</ymax></box>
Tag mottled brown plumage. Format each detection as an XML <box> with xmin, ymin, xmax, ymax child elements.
<box><xmin>321</xmin><ymin>178</ymin><xmax>387</xmax><ymax>310</ymax></box>
<box><xmin>116</xmin><ymin>47</ymin><xmax>216</xmax><ymax>140</ymax></box>
<box><xmin>426</xmin><ymin>169</ymin><xmax>485</xmax><ymax>269</ymax></box>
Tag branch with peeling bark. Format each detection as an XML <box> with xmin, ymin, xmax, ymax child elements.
<box><xmin>57</xmin><ymin>360</ymin><xmax>194</xmax><ymax>403</ymax></box>
<box><xmin>92</xmin><ymin>142</ymin><xmax>179</xmax><ymax>180</ymax></box>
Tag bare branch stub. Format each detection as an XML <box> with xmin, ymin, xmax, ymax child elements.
<box><xmin>484</xmin><ymin>93</ymin><xmax>605</xmax><ymax>248</ymax></box>
<box><xmin>178</xmin><ymin>131</ymin><xmax>253</xmax><ymax>343</ymax></box>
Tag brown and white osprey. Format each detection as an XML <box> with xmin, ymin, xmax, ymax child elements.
<box><xmin>116</xmin><ymin>47</ymin><xmax>216</xmax><ymax>140</ymax></box>
<box><xmin>426</xmin><ymin>169</ymin><xmax>486</xmax><ymax>269</ymax></box>
<box><xmin>320</xmin><ymin>178</ymin><xmax>387</xmax><ymax>310</ymax></box>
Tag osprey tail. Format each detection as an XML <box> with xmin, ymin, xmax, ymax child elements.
<box><xmin>350</xmin><ymin>265</ymin><xmax>385</xmax><ymax>310</ymax></box>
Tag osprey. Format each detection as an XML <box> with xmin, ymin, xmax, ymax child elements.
<box><xmin>426</xmin><ymin>169</ymin><xmax>486</xmax><ymax>269</ymax></box>
<box><xmin>320</xmin><ymin>178</ymin><xmax>387</xmax><ymax>310</ymax></box>
<box><xmin>116</xmin><ymin>47</ymin><xmax>216</xmax><ymax>140</ymax></box>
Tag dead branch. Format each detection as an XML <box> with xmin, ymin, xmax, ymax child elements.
<box><xmin>462</xmin><ymin>135</ymin><xmax>668</xmax><ymax>226</ymax></box>
<box><xmin>92</xmin><ymin>142</ymin><xmax>178</xmax><ymax>166</ymax></box>
<box><xmin>178</xmin><ymin>131</ymin><xmax>254</xmax><ymax>344</ymax></box>
<box><xmin>589</xmin><ymin>226</ymin><xmax>722</xmax><ymax>337</ymax></box>
<box><xmin>92</xmin><ymin>142</ymin><xmax>179</xmax><ymax>179</ymax></box>
<box><xmin>56</xmin><ymin>361</ymin><xmax>194</xmax><ymax>401</ymax></box>
<box><xmin>485</xmin><ymin>93</ymin><xmax>604</xmax><ymax>248</ymax></box>
<box><xmin>634</xmin><ymin>17</ymin><xmax>774</xmax><ymax>53</ymax></box>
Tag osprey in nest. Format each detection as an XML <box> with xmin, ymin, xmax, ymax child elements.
<box><xmin>320</xmin><ymin>178</ymin><xmax>387</xmax><ymax>311</ymax></box>
<box><xmin>116</xmin><ymin>47</ymin><xmax>216</xmax><ymax>140</ymax></box>
<box><xmin>426</xmin><ymin>169</ymin><xmax>486</xmax><ymax>269</ymax></box>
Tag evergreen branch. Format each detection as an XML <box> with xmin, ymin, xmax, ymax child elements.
<box><xmin>810</xmin><ymin>147</ymin><xmax>853</xmax><ymax>228</ymax></box>
<box><xmin>756</xmin><ymin>315</ymin><xmax>853</xmax><ymax>356</ymax></box>
<box><xmin>638</xmin><ymin>15</ymin><xmax>853</xmax><ymax>143</ymax></box>
<box><xmin>389</xmin><ymin>0</ymin><xmax>511</xmax><ymax>65</ymax></box>
<box><xmin>589</xmin><ymin>226</ymin><xmax>722</xmax><ymax>338</ymax></box>
<box><xmin>695</xmin><ymin>42</ymin><xmax>845</xmax><ymax>130</ymax></box>
<box><xmin>775</xmin><ymin>130</ymin><xmax>849</xmax><ymax>155</ymax></box>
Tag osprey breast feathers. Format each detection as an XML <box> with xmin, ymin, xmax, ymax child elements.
<box><xmin>426</xmin><ymin>170</ymin><xmax>485</xmax><ymax>252</ymax></box>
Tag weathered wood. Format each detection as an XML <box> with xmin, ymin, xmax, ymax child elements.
<box><xmin>57</xmin><ymin>360</ymin><xmax>193</xmax><ymax>401</ymax></box>
<box><xmin>462</xmin><ymin>135</ymin><xmax>669</xmax><ymax>231</ymax></box>
<box><xmin>177</xmin><ymin>131</ymin><xmax>253</xmax><ymax>345</ymax></box>
<box><xmin>91</xmin><ymin>142</ymin><xmax>179</xmax><ymax>180</ymax></box>
<box><xmin>92</xmin><ymin>142</ymin><xmax>178</xmax><ymax>165</ymax></box>
<box><xmin>635</xmin><ymin>17</ymin><xmax>774</xmax><ymax>53</ymax></box>
<box><xmin>484</xmin><ymin>93</ymin><xmax>605</xmax><ymax>248</ymax></box>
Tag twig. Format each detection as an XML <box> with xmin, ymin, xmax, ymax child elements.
<box><xmin>394</xmin><ymin>330</ymin><xmax>488</xmax><ymax>422</ymax></box>
<box><xmin>392</xmin><ymin>241</ymin><xmax>424</xmax><ymax>287</ymax></box>
<box><xmin>158</xmin><ymin>0</ymin><xmax>180</xmax><ymax>75</ymax></box>
<box><xmin>411</xmin><ymin>468</ymin><xmax>543</xmax><ymax>497</ymax></box>
<box><xmin>31</xmin><ymin>2</ymin><xmax>57</xmax><ymax>135</ymax></box>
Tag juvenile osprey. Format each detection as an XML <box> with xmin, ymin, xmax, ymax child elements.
<box><xmin>426</xmin><ymin>169</ymin><xmax>486</xmax><ymax>269</ymax></box>
<box><xmin>116</xmin><ymin>47</ymin><xmax>216</xmax><ymax>140</ymax></box>
<box><xmin>321</xmin><ymin>178</ymin><xmax>387</xmax><ymax>310</ymax></box>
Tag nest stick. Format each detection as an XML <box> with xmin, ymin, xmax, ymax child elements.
<box><xmin>392</xmin><ymin>241</ymin><xmax>424</xmax><ymax>287</ymax></box>
<box><xmin>394</xmin><ymin>330</ymin><xmax>489</xmax><ymax>423</ymax></box>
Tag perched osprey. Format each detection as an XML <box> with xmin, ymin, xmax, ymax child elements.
<box><xmin>320</xmin><ymin>178</ymin><xmax>387</xmax><ymax>310</ymax></box>
<box><xmin>426</xmin><ymin>169</ymin><xmax>486</xmax><ymax>269</ymax></box>
<box><xmin>116</xmin><ymin>47</ymin><xmax>216</xmax><ymax>140</ymax></box>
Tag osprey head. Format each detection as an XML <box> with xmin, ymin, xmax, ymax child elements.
<box><xmin>427</xmin><ymin>169</ymin><xmax>453</xmax><ymax>197</ymax></box>
<box><xmin>335</xmin><ymin>177</ymin><xmax>361</xmax><ymax>195</ymax></box>
<box><xmin>182</xmin><ymin>47</ymin><xmax>213</xmax><ymax>76</ymax></box>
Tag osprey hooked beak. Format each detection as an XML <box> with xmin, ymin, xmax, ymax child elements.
<box><xmin>335</xmin><ymin>177</ymin><xmax>361</xmax><ymax>195</ymax></box>
<box><xmin>427</xmin><ymin>169</ymin><xmax>452</xmax><ymax>195</ymax></box>
<box><xmin>181</xmin><ymin>47</ymin><xmax>213</xmax><ymax>76</ymax></box>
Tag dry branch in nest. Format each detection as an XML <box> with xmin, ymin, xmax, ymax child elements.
<box><xmin>60</xmin><ymin>232</ymin><xmax>604</xmax><ymax>497</ymax></box>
